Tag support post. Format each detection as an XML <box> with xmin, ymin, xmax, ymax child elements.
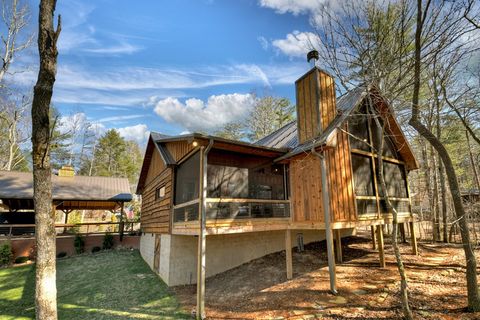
<box><xmin>285</xmin><ymin>229</ymin><xmax>293</xmax><ymax>279</ymax></box>
<box><xmin>319</xmin><ymin>153</ymin><xmax>337</xmax><ymax>294</ymax></box>
<box><xmin>399</xmin><ymin>223</ymin><xmax>407</xmax><ymax>243</ymax></box>
<box><xmin>196</xmin><ymin>140</ymin><xmax>212</xmax><ymax>320</ymax></box>
<box><xmin>335</xmin><ymin>229</ymin><xmax>343</xmax><ymax>263</ymax></box>
<box><xmin>376</xmin><ymin>225</ymin><xmax>386</xmax><ymax>268</ymax></box>
<box><xmin>409</xmin><ymin>221</ymin><xmax>418</xmax><ymax>255</ymax></box>
<box><xmin>371</xmin><ymin>225</ymin><xmax>376</xmax><ymax>249</ymax></box>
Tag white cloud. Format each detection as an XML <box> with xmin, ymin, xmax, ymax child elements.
<box><xmin>97</xmin><ymin>114</ymin><xmax>145</xmax><ymax>123</ymax></box>
<box><xmin>257</xmin><ymin>36</ymin><xmax>270</xmax><ymax>50</ymax></box>
<box><xmin>9</xmin><ymin>63</ymin><xmax>284</xmax><ymax>107</ymax></box>
<box><xmin>259</xmin><ymin>0</ymin><xmax>320</xmax><ymax>15</ymax></box>
<box><xmin>272</xmin><ymin>30</ymin><xmax>320</xmax><ymax>58</ymax></box>
<box><xmin>117</xmin><ymin>124</ymin><xmax>149</xmax><ymax>144</ymax></box>
<box><xmin>153</xmin><ymin>93</ymin><xmax>255</xmax><ymax>132</ymax></box>
<box><xmin>82</xmin><ymin>42</ymin><xmax>142</xmax><ymax>55</ymax></box>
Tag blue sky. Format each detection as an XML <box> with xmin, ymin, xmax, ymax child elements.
<box><xmin>13</xmin><ymin>0</ymin><xmax>323</xmax><ymax>144</ymax></box>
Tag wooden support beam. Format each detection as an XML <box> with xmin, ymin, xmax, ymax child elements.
<box><xmin>335</xmin><ymin>229</ymin><xmax>343</xmax><ymax>263</ymax></box>
<box><xmin>376</xmin><ymin>225</ymin><xmax>386</xmax><ymax>268</ymax></box>
<box><xmin>399</xmin><ymin>223</ymin><xmax>407</xmax><ymax>243</ymax></box>
<box><xmin>285</xmin><ymin>229</ymin><xmax>293</xmax><ymax>280</ymax></box>
<box><xmin>371</xmin><ymin>225</ymin><xmax>376</xmax><ymax>249</ymax></box>
<box><xmin>409</xmin><ymin>221</ymin><xmax>418</xmax><ymax>255</ymax></box>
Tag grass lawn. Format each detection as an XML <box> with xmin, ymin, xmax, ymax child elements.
<box><xmin>0</xmin><ymin>250</ymin><xmax>190</xmax><ymax>320</ymax></box>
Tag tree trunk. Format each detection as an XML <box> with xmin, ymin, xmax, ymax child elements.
<box><xmin>371</xmin><ymin>109</ymin><xmax>412</xmax><ymax>320</ymax></box>
<box><xmin>438</xmin><ymin>160</ymin><xmax>448</xmax><ymax>242</ymax></box>
<box><xmin>32</xmin><ymin>1</ymin><xmax>61</xmax><ymax>319</ymax></box>
<box><xmin>412</xmin><ymin>0</ymin><xmax>480</xmax><ymax>310</ymax></box>
<box><xmin>421</xmin><ymin>140</ymin><xmax>435</xmax><ymax>240</ymax></box>
<box><xmin>431</xmin><ymin>147</ymin><xmax>441</xmax><ymax>241</ymax></box>
<box><xmin>466</xmin><ymin>131</ymin><xmax>480</xmax><ymax>192</ymax></box>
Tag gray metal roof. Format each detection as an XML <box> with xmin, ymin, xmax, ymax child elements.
<box><xmin>0</xmin><ymin>171</ymin><xmax>132</xmax><ymax>201</ymax></box>
<box><xmin>254</xmin><ymin>121</ymin><xmax>298</xmax><ymax>149</ymax></box>
<box><xmin>256</xmin><ymin>86</ymin><xmax>367</xmax><ymax>152</ymax></box>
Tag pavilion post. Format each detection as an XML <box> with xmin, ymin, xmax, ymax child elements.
<box><xmin>119</xmin><ymin>202</ymin><xmax>125</xmax><ymax>242</ymax></box>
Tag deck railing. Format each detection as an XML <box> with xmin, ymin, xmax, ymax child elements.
<box><xmin>173</xmin><ymin>198</ymin><xmax>290</xmax><ymax>223</ymax></box>
<box><xmin>0</xmin><ymin>221</ymin><xmax>140</xmax><ymax>238</ymax></box>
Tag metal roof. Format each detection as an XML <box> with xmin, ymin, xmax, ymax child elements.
<box><xmin>256</xmin><ymin>86</ymin><xmax>367</xmax><ymax>153</ymax></box>
<box><xmin>0</xmin><ymin>171</ymin><xmax>132</xmax><ymax>202</ymax></box>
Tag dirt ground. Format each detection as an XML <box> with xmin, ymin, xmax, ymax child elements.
<box><xmin>173</xmin><ymin>230</ymin><xmax>480</xmax><ymax>319</ymax></box>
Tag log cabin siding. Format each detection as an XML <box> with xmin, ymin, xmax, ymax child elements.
<box><xmin>145</xmin><ymin>148</ymin><xmax>166</xmax><ymax>186</ymax></box>
<box><xmin>140</xmin><ymin>165</ymin><xmax>173</xmax><ymax>234</ymax></box>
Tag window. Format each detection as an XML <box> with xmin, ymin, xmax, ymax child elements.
<box><xmin>155</xmin><ymin>186</ymin><xmax>166</xmax><ymax>201</ymax></box>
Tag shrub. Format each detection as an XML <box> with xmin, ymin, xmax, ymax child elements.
<box><xmin>0</xmin><ymin>243</ymin><xmax>13</xmax><ymax>266</ymax></box>
<box><xmin>56</xmin><ymin>252</ymin><xmax>67</xmax><ymax>258</ymax></box>
<box><xmin>91</xmin><ymin>246</ymin><xmax>101</xmax><ymax>253</ymax></box>
<box><xmin>14</xmin><ymin>256</ymin><xmax>29</xmax><ymax>264</ymax></box>
<box><xmin>74</xmin><ymin>234</ymin><xmax>85</xmax><ymax>254</ymax></box>
<box><xmin>103</xmin><ymin>233</ymin><xmax>114</xmax><ymax>250</ymax></box>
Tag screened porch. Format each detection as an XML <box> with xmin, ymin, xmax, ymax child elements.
<box><xmin>172</xmin><ymin>148</ymin><xmax>290</xmax><ymax>224</ymax></box>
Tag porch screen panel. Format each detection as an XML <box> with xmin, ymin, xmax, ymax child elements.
<box><xmin>348</xmin><ymin>107</ymin><xmax>370</xmax><ymax>151</ymax></box>
<box><xmin>207</xmin><ymin>164</ymin><xmax>285</xmax><ymax>199</ymax></box>
<box><xmin>379</xmin><ymin>161</ymin><xmax>408</xmax><ymax>198</ymax></box>
<box><xmin>174</xmin><ymin>151</ymin><xmax>200</xmax><ymax>204</ymax></box>
<box><xmin>371</xmin><ymin>118</ymin><xmax>398</xmax><ymax>158</ymax></box>
<box><xmin>351</xmin><ymin>154</ymin><xmax>375</xmax><ymax>196</ymax></box>
<box><xmin>207</xmin><ymin>165</ymin><xmax>248</xmax><ymax>198</ymax></box>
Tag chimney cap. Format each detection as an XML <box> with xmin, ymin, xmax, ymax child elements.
<box><xmin>307</xmin><ymin>50</ymin><xmax>319</xmax><ymax>64</ymax></box>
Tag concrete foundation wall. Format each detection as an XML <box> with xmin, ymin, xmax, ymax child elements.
<box><xmin>139</xmin><ymin>228</ymin><xmax>355</xmax><ymax>287</ymax></box>
<box><xmin>139</xmin><ymin>232</ymin><xmax>155</xmax><ymax>270</ymax></box>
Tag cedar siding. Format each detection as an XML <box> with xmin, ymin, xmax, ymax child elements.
<box><xmin>140</xmin><ymin>166</ymin><xmax>173</xmax><ymax>234</ymax></box>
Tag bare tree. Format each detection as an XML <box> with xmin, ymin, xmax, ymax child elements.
<box><xmin>0</xmin><ymin>93</ymin><xmax>29</xmax><ymax>170</ymax></box>
<box><xmin>0</xmin><ymin>0</ymin><xmax>33</xmax><ymax>84</ymax></box>
<box><xmin>410</xmin><ymin>0</ymin><xmax>480</xmax><ymax>311</ymax></box>
<box><xmin>31</xmin><ymin>0</ymin><xmax>60</xmax><ymax>318</ymax></box>
<box><xmin>365</xmin><ymin>94</ymin><xmax>414</xmax><ymax>319</ymax></box>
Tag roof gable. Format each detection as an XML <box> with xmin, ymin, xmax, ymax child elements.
<box><xmin>257</xmin><ymin>86</ymin><xmax>418</xmax><ymax>170</ymax></box>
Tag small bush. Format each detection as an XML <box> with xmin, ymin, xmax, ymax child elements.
<box><xmin>14</xmin><ymin>256</ymin><xmax>29</xmax><ymax>264</ymax></box>
<box><xmin>0</xmin><ymin>243</ymin><xmax>13</xmax><ymax>266</ymax></box>
<box><xmin>56</xmin><ymin>252</ymin><xmax>67</xmax><ymax>258</ymax></box>
<box><xmin>74</xmin><ymin>234</ymin><xmax>85</xmax><ymax>254</ymax></box>
<box><xmin>103</xmin><ymin>233</ymin><xmax>114</xmax><ymax>250</ymax></box>
<box><xmin>91</xmin><ymin>246</ymin><xmax>101</xmax><ymax>253</ymax></box>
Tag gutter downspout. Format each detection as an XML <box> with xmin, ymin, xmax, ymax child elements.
<box><xmin>311</xmin><ymin>145</ymin><xmax>337</xmax><ymax>294</ymax></box>
<box><xmin>196</xmin><ymin>139</ymin><xmax>214</xmax><ymax>320</ymax></box>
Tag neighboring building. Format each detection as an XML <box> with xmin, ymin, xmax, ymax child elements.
<box><xmin>136</xmin><ymin>65</ymin><xmax>419</xmax><ymax>317</ymax></box>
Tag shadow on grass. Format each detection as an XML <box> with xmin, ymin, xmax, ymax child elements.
<box><xmin>0</xmin><ymin>250</ymin><xmax>190</xmax><ymax>320</ymax></box>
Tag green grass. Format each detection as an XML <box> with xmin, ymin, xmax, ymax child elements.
<box><xmin>0</xmin><ymin>250</ymin><xmax>190</xmax><ymax>320</ymax></box>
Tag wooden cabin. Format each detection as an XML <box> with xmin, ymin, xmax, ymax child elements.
<box><xmin>136</xmin><ymin>66</ymin><xmax>419</xmax><ymax>318</ymax></box>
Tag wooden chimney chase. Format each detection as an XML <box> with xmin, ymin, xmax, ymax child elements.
<box><xmin>295</xmin><ymin>68</ymin><xmax>337</xmax><ymax>143</ymax></box>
